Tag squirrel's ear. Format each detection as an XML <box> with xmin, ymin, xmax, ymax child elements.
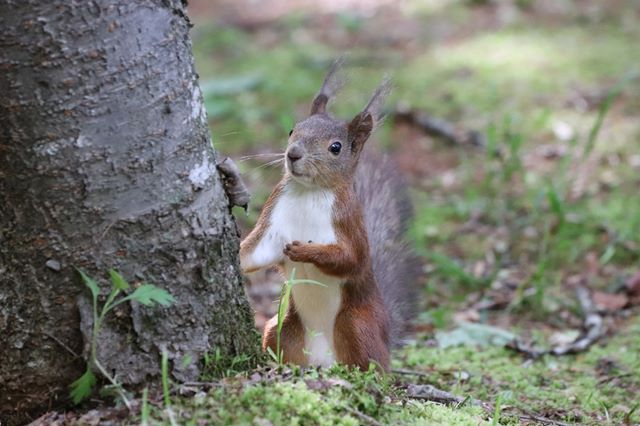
<box><xmin>348</xmin><ymin>77</ymin><xmax>392</xmax><ymax>155</ymax></box>
<box><xmin>310</xmin><ymin>57</ymin><xmax>346</xmax><ymax>116</ymax></box>
<box><xmin>348</xmin><ymin>112</ymin><xmax>374</xmax><ymax>155</ymax></box>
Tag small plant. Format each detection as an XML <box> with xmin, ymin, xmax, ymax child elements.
<box><xmin>203</xmin><ymin>347</ymin><xmax>255</xmax><ymax>378</ymax></box>
<box><xmin>266</xmin><ymin>268</ymin><xmax>325</xmax><ymax>365</ymax></box>
<box><xmin>491</xmin><ymin>393</ymin><xmax>502</xmax><ymax>426</ymax></box>
<box><xmin>70</xmin><ymin>269</ymin><xmax>175</xmax><ymax>407</ymax></box>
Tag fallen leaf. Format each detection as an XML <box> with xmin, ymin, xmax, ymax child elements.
<box><xmin>453</xmin><ymin>309</ymin><xmax>480</xmax><ymax>323</ymax></box>
<box><xmin>592</xmin><ymin>291</ymin><xmax>628</xmax><ymax>311</ymax></box>
<box><xmin>435</xmin><ymin>322</ymin><xmax>516</xmax><ymax>348</ymax></box>
<box><xmin>549</xmin><ymin>330</ymin><xmax>580</xmax><ymax>346</ymax></box>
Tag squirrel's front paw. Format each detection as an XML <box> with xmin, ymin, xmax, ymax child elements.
<box><xmin>283</xmin><ymin>241</ymin><xmax>312</xmax><ymax>263</ymax></box>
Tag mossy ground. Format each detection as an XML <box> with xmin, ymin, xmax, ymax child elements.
<box><xmin>114</xmin><ymin>316</ymin><xmax>638</xmax><ymax>425</ymax></box>
<box><xmin>52</xmin><ymin>1</ymin><xmax>640</xmax><ymax>424</ymax></box>
<box><xmin>397</xmin><ymin>315</ymin><xmax>640</xmax><ymax>424</ymax></box>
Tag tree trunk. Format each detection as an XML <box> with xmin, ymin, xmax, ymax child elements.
<box><xmin>0</xmin><ymin>0</ymin><xmax>259</xmax><ymax>423</ymax></box>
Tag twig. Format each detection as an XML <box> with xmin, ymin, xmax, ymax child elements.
<box><xmin>515</xmin><ymin>412</ymin><xmax>572</xmax><ymax>426</ymax></box>
<box><xmin>392</xmin><ymin>107</ymin><xmax>486</xmax><ymax>148</ymax></box>
<box><xmin>506</xmin><ymin>286</ymin><xmax>605</xmax><ymax>358</ymax></box>
<box><xmin>181</xmin><ymin>381</ymin><xmax>224</xmax><ymax>388</ymax></box>
<box><xmin>405</xmin><ymin>384</ymin><xmax>484</xmax><ymax>408</ymax></box>
<box><xmin>506</xmin><ymin>340</ymin><xmax>547</xmax><ymax>358</ymax></box>
<box><xmin>391</xmin><ymin>368</ymin><xmax>431</xmax><ymax>378</ymax></box>
<box><xmin>341</xmin><ymin>405</ymin><xmax>384</xmax><ymax>426</ymax></box>
<box><xmin>597</xmin><ymin>372</ymin><xmax>632</xmax><ymax>385</ymax></box>
<box><xmin>94</xmin><ymin>358</ymin><xmax>132</xmax><ymax>410</ymax></box>
<box><xmin>177</xmin><ymin>381</ymin><xmax>225</xmax><ymax>395</ymax></box>
<box><xmin>43</xmin><ymin>332</ymin><xmax>80</xmax><ymax>359</ymax></box>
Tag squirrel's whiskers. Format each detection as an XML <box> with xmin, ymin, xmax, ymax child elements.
<box><xmin>245</xmin><ymin>157</ymin><xmax>285</xmax><ymax>177</ymax></box>
<box><xmin>238</xmin><ymin>152</ymin><xmax>285</xmax><ymax>162</ymax></box>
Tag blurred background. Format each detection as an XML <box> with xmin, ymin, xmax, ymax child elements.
<box><xmin>186</xmin><ymin>0</ymin><xmax>640</xmax><ymax>336</ymax></box>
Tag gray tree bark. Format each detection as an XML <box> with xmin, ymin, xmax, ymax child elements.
<box><xmin>0</xmin><ymin>0</ymin><xmax>259</xmax><ymax>423</ymax></box>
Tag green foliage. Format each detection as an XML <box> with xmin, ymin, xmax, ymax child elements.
<box><xmin>69</xmin><ymin>368</ymin><xmax>97</xmax><ymax>405</ymax></box>
<box><xmin>123</xmin><ymin>284</ymin><xmax>175</xmax><ymax>307</ymax></box>
<box><xmin>108</xmin><ymin>269</ymin><xmax>129</xmax><ymax>291</ymax></box>
<box><xmin>70</xmin><ymin>268</ymin><xmax>174</xmax><ymax>406</ymax></box>
<box><xmin>78</xmin><ymin>269</ymin><xmax>100</xmax><ymax>301</ymax></box>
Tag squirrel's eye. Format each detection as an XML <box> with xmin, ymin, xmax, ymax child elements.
<box><xmin>329</xmin><ymin>141</ymin><xmax>342</xmax><ymax>155</ymax></box>
<box><xmin>288</xmin><ymin>129</ymin><xmax>293</xmax><ymax>137</ymax></box>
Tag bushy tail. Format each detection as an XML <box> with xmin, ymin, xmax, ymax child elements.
<box><xmin>354</xmin><ymin>149</ymin><xmax>421</xmax><ymax>344</ymax></box>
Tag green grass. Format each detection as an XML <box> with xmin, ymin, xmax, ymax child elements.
<box><xmin>193</xmin><ymin>15</ymin><xmax>640</xmax><ymax>245</ymax></box>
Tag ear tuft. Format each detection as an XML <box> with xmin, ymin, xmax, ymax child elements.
<box><xmin>363</xmin><ymin>76</ymin><xmax>392</xmax><ymax>125</ymax></box>
<box><xmin>310</xmin><ymin>56</ymin><xmax>346</xmax><ymax>115</ymax></box>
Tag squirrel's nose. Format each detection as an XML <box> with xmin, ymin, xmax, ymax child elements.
<box><xmin>287</xmin><ymin>146</ymin><xmax>303</xmax><ymax>163</ymax></box>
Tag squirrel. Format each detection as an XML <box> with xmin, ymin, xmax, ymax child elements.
<box><xmin>239</xmin><ymin>59</ymin><xmax>419</xmax><ymax>371</ymax></box>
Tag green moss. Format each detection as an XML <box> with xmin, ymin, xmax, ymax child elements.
<box><xmin>211</xmin><ymin>382</ymin><xmax>358</xmax><ymax>425</ymax></box>
<box><xmin>134</xmin><ymin>366</ymin><xmax>489</xmax><ymax>425</ymax></box>
<box><xmin>132</xmin><ymin>318</ymin><xmax>639</xmax><ymax>425</ymax></box>
<box><xmin>395</xmin><ymin>316</ymin><xmax>640</xmax><ymax>425</ymax></box>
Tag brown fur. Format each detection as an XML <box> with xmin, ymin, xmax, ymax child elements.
<box><xmin>282</xmin><ymin>184</ymin><xmax>365</xmax><ymax>277</ymax></box>
<box><xmin>262</xmin><ymin>182</ymin><xmax>391</xmax><ymax>370</ymax></box>
<box><xmin>242</xmin><ymin>60</ymin><xmax>415</xmax><ymax>372</ymax></box>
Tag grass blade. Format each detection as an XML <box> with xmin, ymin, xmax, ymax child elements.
<box><xmin>162</xmin><ymin>349</ymin><xmax>171</xmax><ymax>408</ymax></box>
<box><xmin>582</xmin><ymin>71</ymin><xmax>636</xmax><ymax>160</ymax></box>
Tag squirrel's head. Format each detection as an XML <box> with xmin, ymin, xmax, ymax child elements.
<box><xmin>285</xmin><ymin>59</ymin><xmax>391</xmax><ymax>189</ymax></box>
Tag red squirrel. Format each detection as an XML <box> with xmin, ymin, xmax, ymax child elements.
<box><xmin>239</xmin><ymin>60</ymin><xmax>418</xmax><ymax>371</ymax></box>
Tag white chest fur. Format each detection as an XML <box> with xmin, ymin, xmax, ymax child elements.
<box><xmin>270</xmin><ymin>185</ymin><xmax>337</xmax><ymax>245</ymax></box>
<box><xmin>254</xmin><ymin>184</ymin><xmax>343</xmax><ymax>367</ymax></box>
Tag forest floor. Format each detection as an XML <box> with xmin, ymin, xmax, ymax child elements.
<box><xmin>34</xmin><ymin>0</ymin><xmax>640</xmax><ymax>425</ymax></box>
